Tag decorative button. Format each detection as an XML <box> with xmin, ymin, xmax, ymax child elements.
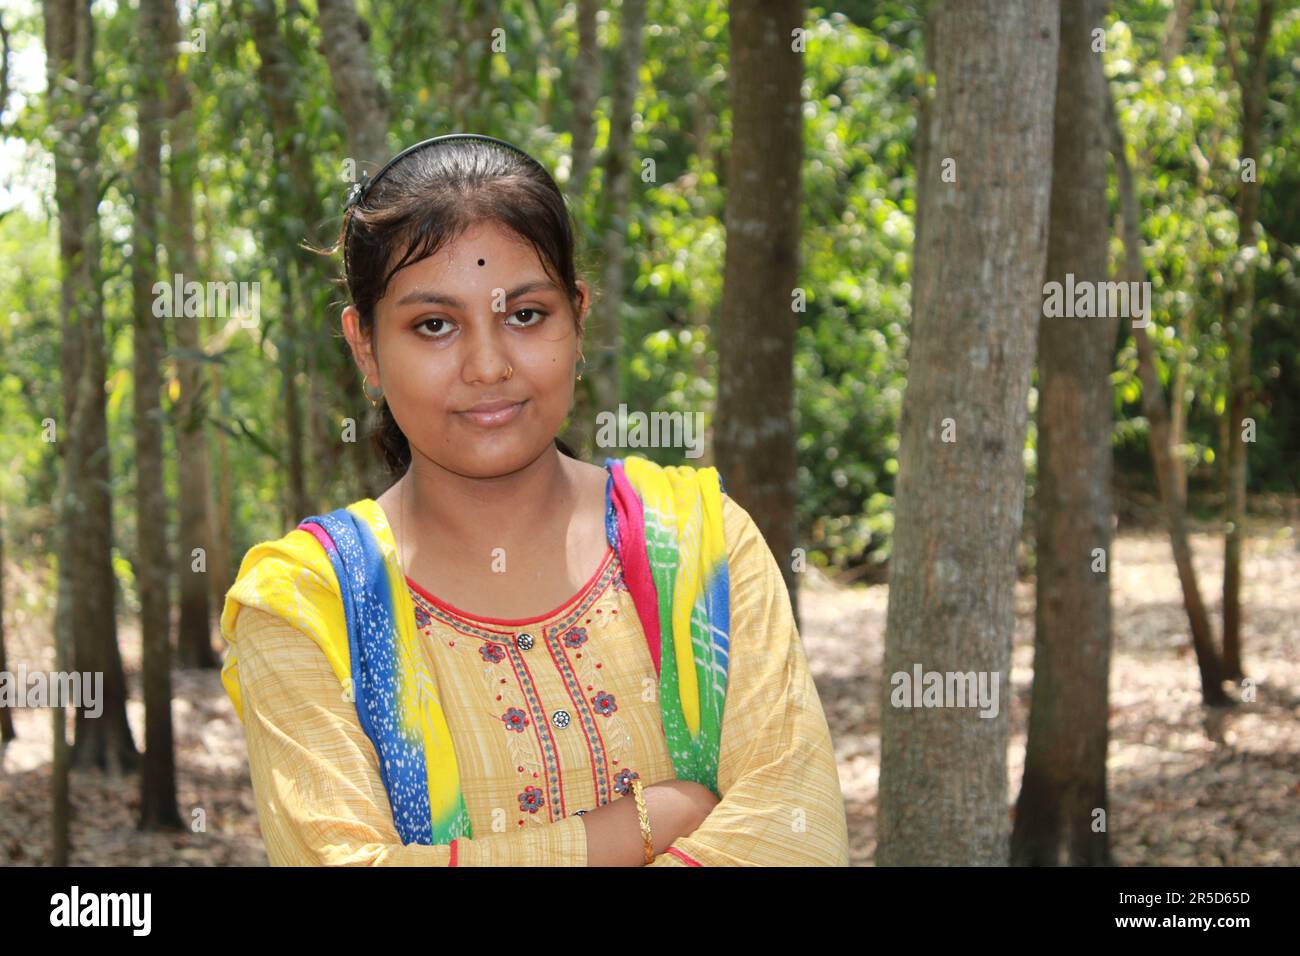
<box><xmin>516</xmin><ymin>632</ymin><xmax>534</xmax><ymax>650</ymax></box>
<box><xmin>551</xmin><ymin>709</ymin><xmax>571</xmax><ymax>729</ymax></box>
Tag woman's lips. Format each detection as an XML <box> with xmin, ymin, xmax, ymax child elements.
<box><xmin>457</xmin><ymin>400</ymin><xmax>526</xmax><ymax>427</ymax></box>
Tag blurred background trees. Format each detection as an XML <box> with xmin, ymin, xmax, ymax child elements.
<box><xmin>2</xmin><ymin>0</ymin><xmax>1290</xmax><ymax>602</ymax></box>
<box><xmin>0</xmin><ymin>0</ymin><xmax>1295</xmax><ymax>862</ymax></box>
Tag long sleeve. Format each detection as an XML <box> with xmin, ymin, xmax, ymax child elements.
<box><xmin>647</xmin><ymin>494</ymin><xmax>850</xmax><ymax>866</ymax></box>
<box><xmin>233</xmin><ymin>605</ymin><xmax>589</xmax><ymax>866</ymax></box>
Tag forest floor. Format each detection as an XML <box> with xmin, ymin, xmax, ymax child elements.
<box><xmin>1</xmin><ymin>515</ymin><xmax>1296</xmax><ymax>866</ymax></box>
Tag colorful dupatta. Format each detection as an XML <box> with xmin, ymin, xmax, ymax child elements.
<box><xmin>605</xmin><ymin>457</ymin><xmax>730</xmax><ymax>790</ymax></box>
<box><xmin>220</xmin><ymin>454</ymin><xmax>730</xmax><ymax>847</ymax></box>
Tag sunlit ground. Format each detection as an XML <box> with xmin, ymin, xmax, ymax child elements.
<box><xmin>1</xmin><ymin>516</ymin><xmax>1296</xmax><ymax>865</ymax></box>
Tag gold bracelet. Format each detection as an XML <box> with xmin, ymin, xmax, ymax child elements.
<box><xmin>630</xmin><ymin>776</ymin><xmax>654</xmax><ymax>863</ymax></box>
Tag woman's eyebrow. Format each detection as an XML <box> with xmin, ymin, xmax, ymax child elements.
<box><xmin>395</xmin><ymin>279</ymin><xmax>557</xmax><ymax>308</ymax></box>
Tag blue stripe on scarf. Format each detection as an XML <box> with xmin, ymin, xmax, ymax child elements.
<box><xmin>301</xmin><ymin>509</ymin><xmax>435</xmax><ymax>845</ymax></box>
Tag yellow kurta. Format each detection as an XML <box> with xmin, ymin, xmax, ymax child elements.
<box><xmin>227</xmin><ymin>492</ymin><xmax>849</xmax><ymax>866</ymax></box>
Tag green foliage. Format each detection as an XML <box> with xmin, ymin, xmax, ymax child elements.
<box><xmin>1108</xmin><ymin>2</ymin><xmax>1300</xmax><ymax>496</ymax></box>
<box><xmin>2</xmin><ymin>0</ymin><xmax>1296</xmax><ymax>586</ymax></box>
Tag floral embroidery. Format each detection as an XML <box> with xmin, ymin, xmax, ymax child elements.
<box><xmin>563</xmin><ymin>585</ymin><xmax>634</xmax><ymax>806</ymax></box>
<box><xmin>414</xmin><ymin>603</ymin><xmax>431</xmax><ymax>629</ymax></box>
<box><xmin>518</xmin><ymin>786</ymin><xmax>545</xmax><ymax>814</ymax></box>
<box><xmin>407</xmin><ymin>556</ymin><xmax>634</xmax><ymax>823</ymax></box>
<box><xmin>612</xmin><ymin>768</ymin><xmax>640</xmax><ymax>796</ymax></box>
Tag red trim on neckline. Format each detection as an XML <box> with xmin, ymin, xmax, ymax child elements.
<box><xmin>405</xmin><ymin>545</ymin><xmax>615</xmax><ymax>627</ymax></box>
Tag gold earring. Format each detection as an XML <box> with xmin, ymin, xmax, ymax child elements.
<box><xmin>364</xmin><ymin>381</ymin><xmax>384</xmax><ymax>408</ymax></box>
<box><xmin>576</xmin><ymin>351</ymin><xmax>587</xmax><ymax>382</ymax></box>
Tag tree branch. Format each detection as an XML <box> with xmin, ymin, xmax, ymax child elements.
<box><xmin>0</xmin><ymin>13</ymin><xmax>10</xmax><ymax>131</ymax></box>
<box><xmin>1214</xmin><ymin>0</ymin><xmax>1245</xmax><ymax>93</ymax></box>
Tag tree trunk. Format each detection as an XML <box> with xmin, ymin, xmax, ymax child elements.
<box><xmin>317</xmin><ymin>0</ymin><xmax>389</xmax><ymax>166</ymax></box>
<box><xmin>199</xmin><ymin>197</ymin><xmax>236</xmax><ymax>600</ymax></box>
<box><xmin>0</xmin><ymin>504</ymin><xmax>12</xmax><ymax>743</ymax></box>
<box><xmin>1163</xmin><ymin>0</ymin><xmax>1198</xmax><ymax>508</ymax></box>
<box><xmin>450</xmin><ymin>0</ymin><xmax>473</xmax><ymax>129</ymax></box>
<box><xmin>687</xmin><ymin>38</ymin><xmax>721</xmax><ymax>466</ymax></box>
<box><xmin>1107</xmin><ymin>92</ymin><xmax>1230</xmax><ymax>706</ymax></box>
<box><xmin>45</xmin><ymin>0</ymin><xmax>138</xmax><ymax>777</ymax></box>
<box><xmin>876</xmin><ymin>0</ymin><xmax>1060</xmax><ymax>866</ymax></box>
<box><xmin>316</xmin><ymin>0</ymin><xmax>394</xmax><ymax>498</ymax></box>
<box><xmin>250</xmin><ymin>0</ymin><xmax>324</xmax><ymax>520</ymax></box>
<box><xmin>211</xmin><ymin>345</ymin><xmax>235</xmax><ymax>597</ymax></box>
<box><xmin>585</xmin><ymin>0</ymin><xmax>646</xmax><ymax>458</ymax></box>
<box><xmin>1161</xmin><ymin>0</ymin><xmax>1195</xmax><ymax>65</ymax></box>
<box><xmin>280</xmin><ymin>267</ymin><xmax>310</xmax><ymax>520</ymax></box>
<box><xmin>569</xmin><ymin>0</ymin><xmax>599</xmax><ymax>200</ymax></box>
<box><xmin>714</xmin><ymin>0</ymin><xmax>805</xmax><ymax>626</ymax></box>
<box><xmin>45</xmin><ymin>0</ymin><xmax>80</xmax><ymax>863</ymax></box>
<box><xmin>522</xmin><ymin>0</ymin><xmax>555</xmax><ymax>127</ymax></box>
<box><xmin>1219</xmin><ymin>0</ymin><xmax>1273</xmax><ymax>681</ymax></box>
<box><xmin>134</xmin><ymin>0</ymin><xmax>183</xmax><ymax>830</ymax></box>
<box><xmin>165</xmin><ymin>0</ymin><xmax>219</xmax><ymax>670</ymax></box>
<box><xmin>1170</xmin><ymin>307</ymin><xmax>1191</xmax><ymax>502</ymax></box>
<box><xmin>559</xmin><ymin>0</ymin><xmax>603</xmax><ymax>461</ymax></box>
<box><xmin>1012</xmin><ymin>0</ymin><xmax>1113</xmax><ymax>867</ymax></box>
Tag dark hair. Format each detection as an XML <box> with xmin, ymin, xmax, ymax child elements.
<box><xmin>329</xmin><ymin>135</ymin><xmax>590</xmax><ymax>476</ymax></box>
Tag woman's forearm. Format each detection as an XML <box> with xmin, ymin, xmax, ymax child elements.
<box><xmin>580</xmin><ymin>780</ymin><xmax>708</xmax><ymax>866</ymax></box>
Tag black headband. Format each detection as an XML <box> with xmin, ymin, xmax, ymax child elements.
<box><xmin>341</xmin><ymin>132</ymin><xmax>558</xmax><ymax>279</ymax></box>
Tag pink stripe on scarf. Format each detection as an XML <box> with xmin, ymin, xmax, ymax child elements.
<box><xmin>609</xmin><ymin>461</ymin><xmax>662</xmax><ymax>675</ymax></box>
<box><xmin>297</xmin><ymin>522</ymin><xmax>336</xmax><ymax>553</ymax></box>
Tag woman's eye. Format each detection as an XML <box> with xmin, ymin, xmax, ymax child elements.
<box><xmin>415</xmin><ymin>310</ymin><xmax>546</xmax><ymax>337</ymax></box>
<box><xmin>510</xmin><ymin>308</ymin><xmax>547</xmax><ymax>327</ymax></box>
<box><xmin>415</xmin><ymin>318</ymin><xmax>451</xmax><ymax>338</ymax></box>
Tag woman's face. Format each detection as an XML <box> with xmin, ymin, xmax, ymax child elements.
<box><xmin>343</xmin><ymin>219</ymin><xmax>587</xmax><ymax>479</ymax></box>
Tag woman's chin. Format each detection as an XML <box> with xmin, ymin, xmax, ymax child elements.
<box><xmin>432</xmin><ymin>431</ymin><xmax>558</xmax><ymax>478</ymax></box>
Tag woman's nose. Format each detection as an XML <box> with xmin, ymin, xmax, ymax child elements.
<box><xmin>460</xmin><ymin>317</ymin><xmax>515</xmax><ymax>384</ymax></box>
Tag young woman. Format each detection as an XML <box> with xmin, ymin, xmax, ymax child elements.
<box><xmin>219</xmin><ymin>133</ymin><xmax>849</xmax><ymax>866</ymax></box>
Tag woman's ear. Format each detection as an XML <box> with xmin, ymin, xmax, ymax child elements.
<box><xmin>574</xmin><ymin>280</ymin><xmax>590</xmax><ymax>334</ymax></box>
<box><xmin>342</xmin><ymin>305</ymin><xmax>380</xmax><ymax>386</ymax></box>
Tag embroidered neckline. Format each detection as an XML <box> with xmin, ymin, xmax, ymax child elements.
<box><xmin>401</xmin><ymin>465</ymin><xmax>620</xmax><ymax>627</ymax></box>
<box><xmin>406</xmin><ymin>545</ymin><xmax>616</xmax><ymax>627</ymax></box>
